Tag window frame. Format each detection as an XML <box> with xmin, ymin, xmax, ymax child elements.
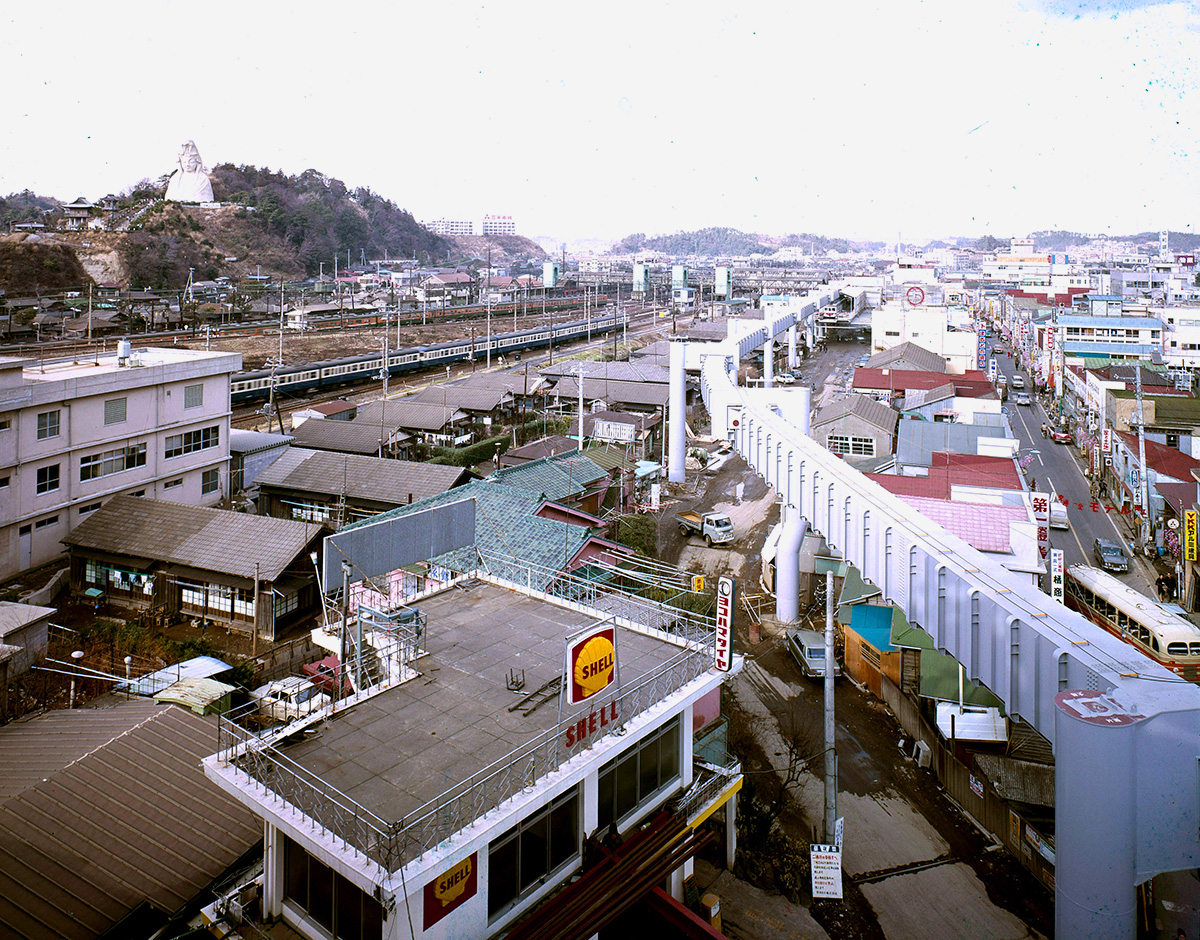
<box><xmin>37</xmin><ymin>410</ymin><xmax>60</xmax><ymax>440</ymax></box>
<box><xmin>36</xmin><ymin>464</ymin><xmax>60</xmax><ymax>494</ymax></box>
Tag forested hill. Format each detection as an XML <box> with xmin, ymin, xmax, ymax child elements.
<box><xmin>208</xmin><ymin>165</ymin><xmax>449</xmax><ymax>275</ymax></box>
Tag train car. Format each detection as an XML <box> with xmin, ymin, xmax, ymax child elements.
<box><xmin>1064</xmin><ymin>564</ymin><xmax>1200</xmax><ymax>682</ymax></box>
<box><xmin>229</xmin><ymin>306</ymin><xmax>628</xmax><ymax>405</ymax></box>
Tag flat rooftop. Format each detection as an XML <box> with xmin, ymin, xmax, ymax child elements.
<box><xmin>281</xmin><ymin>580</ymin><xmax>684</xmax><ymax>823</ymax></box>
<box><xmin>13</xmin><ymin>347</ymin><xmax>241</xmax><ymax>384</ymax></box>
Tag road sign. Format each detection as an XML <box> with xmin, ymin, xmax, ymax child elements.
<box><xmin>810</xmin><ymin>845</ymin><xmax>843</xmax><ymax>898</ymax></box>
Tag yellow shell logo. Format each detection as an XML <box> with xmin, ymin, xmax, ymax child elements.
<box><xmin>435</xmin><ymin>856</ymin><xmax>472</xmax><ymax>906</ymax></box>
<box><xmin>574</xmin><ymin>635</ymin><xmax>615</xmax><ymax>699</ymax></box>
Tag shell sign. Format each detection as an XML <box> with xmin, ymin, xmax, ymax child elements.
<box><xmin>423</xmin><ymin>852</ymin><xmax>477</xmax><ymax>928</ymax></box>
<box><xmin>568</xmin><ymin>626</ymin><xmax>616</xmax><ymax>705</ymax></box>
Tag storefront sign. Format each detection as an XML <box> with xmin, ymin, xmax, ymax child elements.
<box><xmin>1031</xmin><ymin>492</ymin><xmax>1050</xmax><ymax>562</ymax></box>
<box><xmin>1186</xmin><ymin>510</ymin><xmax>1198</xmax><ymax>562</ymax></box>
<box><xmin>1101</xmin><ymin>427</ymin><xmax>1111</xmax><ymax>453</ymax></box>
<box><xmin>567</xmin><ymin>626</ymin><xmax>615</xmax><ymax>705</ymax></box>
<box><xmin>423</xmin><ymin>853</ymin><xmax>477</xmax><ymax>928</ymax></box>
<box><xmin>715</xmin><ymin>576</ymin><xmax>735</xmax><ymax>671</ymax></box>
<box><xmin>1050</xmin><ymin>549</ymin><xmax>1064</xmax><ymax>604</ymax></box>
<box><xmin>564</xmin><ymin>700</ymin><xmax>619</xmax><ymax>747</ymax></box>
<box><xmin>810</xmin><ymin>845</ymin><xmax>843</xmax><ymax>898</ymax></box>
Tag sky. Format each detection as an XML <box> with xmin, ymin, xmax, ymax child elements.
<box><xmin>2</xmin><ymin>0</ymin><xmax>1197</xmax><ymax>247</ymax></box>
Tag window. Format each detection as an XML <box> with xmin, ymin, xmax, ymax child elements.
<box><xmin>283</xmin><ymin>837</ymin><xmax>382</xmax><ymax>940</ymax></box>
<box><xmin>184</xmin><ymin>384</ymin><xmax>203</xmax><ymax>408</ymax></box>
<box><xmin>0</xmin><ymin>416</ymin><xmax>10</xmax><ymax>431</ymax></box>
<box><xmin>80</xmin><ymin>443</ymin><xmax>147</xmax><ymax>481</ymax></box>
<box><xmin>489</xmin><ymin>789</ymin><xmax>579</xmax><ymax>919</ymax></box>
<box><xmin>165</xmin><ymin>426</ymin><xmax>218</xmax><ymax>458</ymax></box>
<box><xmin>37</xmin><ymin>410</ymin><xmax>60</xmax><ymax>440</ymax></box>
<box><xmin>34</xmin><ymin>515</ymin><xmax>59</xmax><ymax>530</ymax></box>
<box><xmin>104</xmin><ymin>398</ymin><xmax>127</xmax><ymax>425</ymax></box>
<box><xmin>79</xmin><ymin>502</ymin><xmax>102</xmax><ymax>515</ymax></box>
<box><xmin>274</xmin><ymin>589</ymin><xmax>300</xmax><ymax>619</ymax></box>
<box><xmin>36</xmin><ymin>464</ymin><xmax>60</xmax><ymax>494</ymax></box>
<box><xmin>597</xmin><ymin>717</ymin><xmax>681</xmax><ymax>831</ymax></box>
<box><xmin>201</xmin><ymin>467</ymin><xmax>220</xmax><ymax>495</ymax></box>
<box><xmin>0</xmin><ymin>475</ymin><xmax>8</xmax><ymax>488</ymax></box>
<box><xmin>163</xmin><ymin>478</ymin><xmax>183</xmax><ymax>490</ymax></box>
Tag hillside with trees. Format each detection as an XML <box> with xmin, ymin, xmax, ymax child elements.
<box><xmin>612</xmin><ymin>227</ymin><xmax>878</xmax><ymax>257</ymax></box>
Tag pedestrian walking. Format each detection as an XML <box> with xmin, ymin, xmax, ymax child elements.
<box><xmin>1041</xmin><ymin>424</ymin><xmax>1048</xmax><ymax>438</ymax></box>
<box><xmin>1156</xmin><ymin>576</ymin><xmax>1167</xmax><ymax>601</ymax></box>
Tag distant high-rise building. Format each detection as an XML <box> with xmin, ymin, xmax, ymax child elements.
<box><xmin>428</xmin><ymin>219</ymin><xmax>476</xmax><ymax>237</ymax></box>
<box><xmin>481</xmin><ymin>214</ymin><xmax>516</xmax><ymax>236</ymax></box>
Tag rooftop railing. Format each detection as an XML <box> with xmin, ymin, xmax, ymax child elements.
<box><xmin>212</xmin><ymin>566</ymin><xmax>721</xmax><ymax>872</ymax></box>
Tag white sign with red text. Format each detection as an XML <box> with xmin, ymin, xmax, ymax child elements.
<box><xmin>715</xmin><ymin>576</ymin><xmax>734</xmax><ymax>671</ymax></box>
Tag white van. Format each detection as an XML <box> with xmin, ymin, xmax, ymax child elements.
<box><xmin>1050</xmin><ymin>500</ymin><xmax>1069</xmax><ymax>530</ymax></box>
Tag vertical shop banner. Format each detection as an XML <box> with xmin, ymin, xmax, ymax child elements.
<box><xmin>1031</xmin><ymin>492</ymin><xmax>1050</xmax><ymax>562</ymax></box>
<box><xmin>1186</xmin><ymin>511</ymin><xmax>1198</xmax><ymax>562</ymax></box>
<box><xmin>1050</xmin><ymin>549</ymin><xmax>1064</xmax><ymax>604</ymax></box>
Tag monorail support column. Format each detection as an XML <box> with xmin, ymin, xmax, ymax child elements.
<box><xmin>798</xmin><ymin>386</ymin><xmax>812</xmax><ymax>437</ymax></box>
<box><xmin>776</xmin><ymin>508</ymin><xmax>808</xmax><ymax>623</ymax></box>
<box><xmin>668</xmin><ymin>340</ymin><xmax>687</xmax><ymax>484</ymax></box>
<box><xmin>763</xmin><ymin>337</ymin><xmax>774</xmax><ymax>388</ymax></box>
<box><xmin>1054</xmin><ymin>689</ymin><xmax>1141</xmax><ymax>940</ymax></box>
<box><xmin>788</xmin><ymin>324</ymin><xmax>798</xmax><ymax>369</ymax></box>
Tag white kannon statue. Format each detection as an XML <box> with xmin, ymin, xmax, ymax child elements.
<box><xmin>164</xmin><ymin>140</ymin><xmax>214</xmax><ymax>203</ymax></box>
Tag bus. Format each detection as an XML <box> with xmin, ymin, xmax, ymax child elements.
<box><xmin>1064</xmin><ymin>564</ymin><xmax>1200</xmax><ymax>682</ymax></box>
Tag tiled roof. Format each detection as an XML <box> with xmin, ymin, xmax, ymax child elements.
<box><xmin>866</xmin><ymin>343</ymin><xmax>948</xmax><ymax>373</ymax></box>
<box><xmin>489</xmin><ymin>452</ymin><xmax>608</xmax><ymax>497</ymax></box>
<box><xmin>812</xmin><ymin>394</ymin><xmax>898</xmax><ymax>434</ymax></box>
<box><xmin>459</xmin><ymin>371</ymin><xmax>546</xmax><ymax>396</ymax></box>
<box><xmin>540</xmin><ymin>360</ymin><xmax>670</xmax><ymax>384</ymax></box>
<box><xmin>349</xmin><ymin>482</ymin><xmax>592</xmax><ymax>582</ymax></box>
<box><xmin>584</xmin><ymin>442</ymin><xmax>639</xmax><ymax>473</ymax></box>
<box><xmin>255</xmin><ymin>448</ymin><xmax>470</xmax><ymax>504</ymax></box>
<box><xmin>0</xmin><ymin>701</ymin><xmax>260</xmax><ymax>940</ymax></box>
<box><xmin>61</xmin><ymin>496</ymin><xmax>320</xmax><ymax>581</ymax></box>
<box><xmin>354</xmin><ymin>398</ymin><xmax>462</xmax><ymax>431</ymax></box>
<box><xmin>290</xmin><ymin>418</ymin><xmax>406</xmax><ymax>455</ymax></box>
<box><xmin>854</xmin><ymin>369</ymin><xmax>997</xmax><ymax>400</ymax></box>
<box><xmin>498</xmin><ymin>436</ymin><xmax>580</xmax><ymax>467</ymax></box>
<box><xmin>411</xmin><ymin>384</ymin><xmax>509</xmax><ymax>412</ymax></box>
<box><xmin>551</xmin><ymin>376</ymin><xmax>669</xmax><ymax>408</ymax></box>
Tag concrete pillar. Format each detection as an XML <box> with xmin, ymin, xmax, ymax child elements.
<box><xmin>668</xmin><ymin>341</ymin><xmax>686</xmax><ymax>483</ymax></box>
<box><xmin>263</xmin><ymin>821</ymin><xmax>282</xmax><ymax>918</ymax></box>
<box><xmin>776</xmin><ymin>508</ymin><xmax>808</xmax><ymax>623</ymax></box>
<box><xmin>725</xmin><ymin>791</ymin><xmax>737</xmax><ymax>870</ymax></box>
<box><xmin>797</xmin><ymin>386</ymin><xmax>812</xmax><ymax>437</ymax></box>
<box><xmin>763</xmin><ymin>337</ymin><xmax>773</xmax><ymax>388</ymax></box>
<box><xmin>1054</xmin><ymin>690</ymin><xmax>1141</xmax><ymax>940</ymax></box>
<box><xmin>788</xmin><ymin>324</ymin><xmax>798</xmax><ymax>368</ymax></box>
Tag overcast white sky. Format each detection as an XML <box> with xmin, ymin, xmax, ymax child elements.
<box><xmin>2</xmin><ymin>0</ymin><xmax>1196</xmax><ymax>245</ymax></box>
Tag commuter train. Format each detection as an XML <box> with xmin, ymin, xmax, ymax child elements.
<box><xmin>230</xmin><ymin>308</ymin><xmax>628</xmax><ymax>404</ymax></box>
<box><xmin>222</xmin><ymin>293</ymin><xmax>607</xmax><ymax>337</ymax></box>
<box><xmin>1064</xmin><ymin>564</ymin><xmax>1200</xmax><ymax>682</ymax></box>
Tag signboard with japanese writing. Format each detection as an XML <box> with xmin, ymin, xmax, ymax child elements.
<box><xmin>1186</xmin><ymin>510</ymin><xmax>1198</xmax><ymax>562</ymax></box>
<box><xmin>1050</xmin><ymin>549</ymin><xmax>1064</xmax><ymax>604</ymax></box>
<box><xmin>715</xmin><ymin>576</ymin><xmax>734</xmax><ymax>671</ymax></box>
<box><xmin>810</xmin><ymin>845</ymin><xmax>844</xmax><ymax>898</ymax></box>
<box><xmin>1031</xmin><ymin>492</ymin><xmax>1050</xmax><ymax>562</ymax></box>
<box><xmin>692</xmin><ymin>575</ymin><xmax>705</xmax><ymax>593</ymax></box>
<box><xmin>1101</xmin><ymin>427</ymin><xmax>1111</xmax><ymax>453</ymax></box>
<box><xmin>593</xmin><ymin>419</ymin><xmax>636</xmax><ymax>443</ymax></box>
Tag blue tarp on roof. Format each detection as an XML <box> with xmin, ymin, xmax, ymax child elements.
<box><xmin>849</xmin><ymin>604</ymin><xmax>894</xmax><ymax>652</ymax></box>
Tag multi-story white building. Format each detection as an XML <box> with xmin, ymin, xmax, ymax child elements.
<box><xmin>0</xmin><ymin>346</ymin><xmax>241</xmax><ymax>580</ymax></box>
<box><xmin>428</xmin><ymin>219</ymin><xmax>476</xmax><ymax>237</ymax></box>
<box><xmin>870</xmin><ymin>301</ymin><xmax>979</xmax><ymax>373</ymax></box>
<box><xmin>480</xmin><ymin>214</ymin><xmax>516</xmax><ymax>236</ymax></box>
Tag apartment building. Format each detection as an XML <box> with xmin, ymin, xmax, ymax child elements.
<box><xmin>0</xmin><ymin>346</ymin><xmax>241</xmax><ymax>581</ymax></box>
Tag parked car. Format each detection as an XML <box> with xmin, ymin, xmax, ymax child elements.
<box><xmin>1010</xmin><ymin>374</ymin><xmax>1025</xmax><ymax>390</ymax></box>
<box><xmin>251</xmin><ymin>676</ymin><xmax>331</xmax><ymax>722</ymax></box>
<box><xmin>1014</xmin><ymin>392</ymin><xmax>1032</xmax><ymax>406</ymax></box>
<box><xmin>303</xmin><ymin>655</ymin><xmax>353</xmax><ymax>697</ymax></box>
<box><xmin>785</xmin><ymin>627</ymin><xmax>841</xmax><ymax>680</ymax></box>
<box><xmin>1093</xmin><ymin>538</ymin><xmax>1129</xmax><ymax>573</ymax></box>
<box><xmin>1050</xmin><ymin>428</ymin><xmax>1072</xmax><ymax>444</ymax></box>
<box><xmin>775</xmin><ymin>371</ymin><xmax>797</xmax><ymax>385</ymax></box>
<box><xmin>1050</xmin><ymin>500</ymin><xmax>1069</xmax><ymax>530</ymax></box>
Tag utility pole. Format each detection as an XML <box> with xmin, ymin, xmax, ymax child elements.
<box><xmin>1135</xmin><ymin>364</ymin><xmax>1152</xmax><ymax>552</ymax></box>
<box><xmin>824</xmin><ymin>567</ymin><xmax>838</xmax><ymax>842</ymax></box>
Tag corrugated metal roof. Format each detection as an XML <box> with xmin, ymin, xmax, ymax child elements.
<box><xmin>0</xmin><ymin>701</ymin><xmax>260</xmax><ymax>939</ymax></box>
<box><xmin>62</xmin><ymin>496</ymin><xmax>319</xmax><ymax>581</ymax></box>
<box><xmin>411</xmin><ymin>384</ymin><xmax>509</xmax><ymax>412</ymax></box>
<box><xmin>551</xmin><ymin>376</ymin><xmax>669</xmax><ymax>408</ymax></box>
<box><xmin>812</xmin><ymin>394</ymin><xmax>898</xmax><ymax>434</ymax></box>
<box><xmin>255</xmin><ymin>447</ymin><xmax>469</xmax><ymax>505</ymax></box>
<box><xmin>355</xmin><ymin>398</ymin><xmax>462</xmax><ymax>431</ymax></box>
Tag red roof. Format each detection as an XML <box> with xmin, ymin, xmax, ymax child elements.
<box><xmin>853</xmin><ymin>369</ymin><xmax>997</xmax><ymax>400</ymax></box>
<box><xmin>1115</xmin><ymin>431</ymin><xmax>1200</xmax><ymax>482</ymax></box>
<box><xmin>867</xmin><ymin>452</ymin><xmax>1023</xmax><ymax>498</ymax></box>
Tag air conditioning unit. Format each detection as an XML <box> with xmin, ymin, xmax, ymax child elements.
<box><xmin>914</xmin><ymin>740</ymin><xmax>932</xmax><ymax>769</ymax></box>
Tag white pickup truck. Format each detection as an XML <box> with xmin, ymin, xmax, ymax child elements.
<box><xmin>251</xmin><ymin>676</ymin><xmax>331</xmax><ymax>723</ymax></box>
<box><xmin>674</xmin><ymin>510</ymin><xmax>735</xmax><ymax>547</ymax></box>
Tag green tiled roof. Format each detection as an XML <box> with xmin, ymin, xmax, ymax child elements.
<box><xmin>488</xmin><ymin>452</ymin><xmax>608</xmax><ymax>499</ymax></box>
<box><xmin>344</xmin><ymin>480</ymin><xmax>591</xmax><ymax>587</ymax></box>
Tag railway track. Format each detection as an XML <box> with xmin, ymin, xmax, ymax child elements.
<box><xmin>231</xmin><ymin>305</ymin><xmax>672</xmax><ymax>431</ymax></box>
